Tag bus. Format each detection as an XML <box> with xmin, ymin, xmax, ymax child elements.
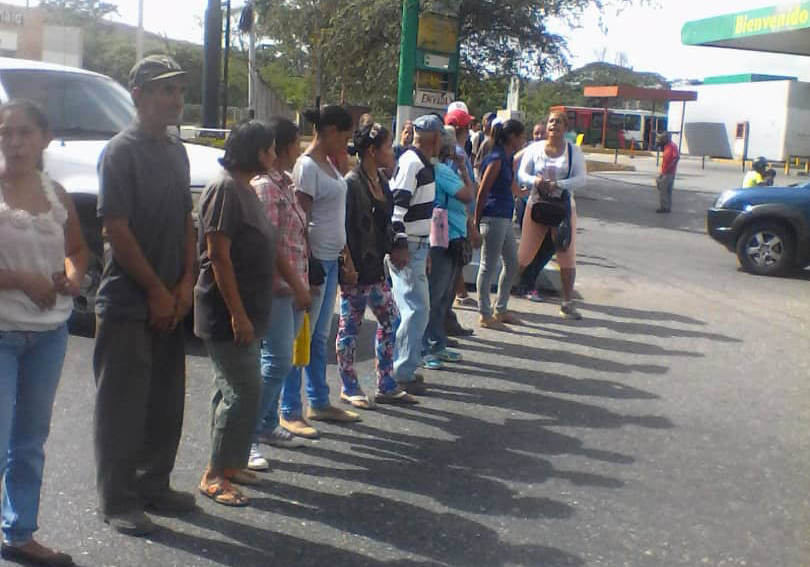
<box><xmin>550</xmin><ymin>106</ymin><xmax>668</xmax><ymax>150</ymax></box>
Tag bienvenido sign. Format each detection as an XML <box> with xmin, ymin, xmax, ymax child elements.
<box><xmin>414</xmin><ymin>88</ymin><xmax>453</xmax><ymax>110</ymax></box>
<box><xmin>734</xmin><ymin>4</ymin><xmax>810</xmax><ymax>35</ymax></box>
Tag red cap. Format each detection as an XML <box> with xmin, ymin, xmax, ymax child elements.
<box><xmin>445</xmin><ymin>108</ymin><xmax>474</xmax><ymax>127</ymax></box>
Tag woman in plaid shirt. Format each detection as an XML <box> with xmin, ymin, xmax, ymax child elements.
<box><xmin>248</xmin><ymin>118</ymin><xmax>313</xmax><ymax>471</ymax></box>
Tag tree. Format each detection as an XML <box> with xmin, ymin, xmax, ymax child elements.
<box><xmin>614</xmin><ymin>51</ymin><xmax>630</xmax><ymax>68</ymax></box>
<box><xmin>40</xmin><ymin>0</ymin><xmax>118</xmax><ymax>24</ymax></box>
<box><xmin>519</xmin><ymin>61</ymin><xmax>672</xmax><ymax>125</ymax></box>
<box><xmin>255</xmin><ymin>0</ymin><xmax>643</xmax><ymax>115</ymax></box>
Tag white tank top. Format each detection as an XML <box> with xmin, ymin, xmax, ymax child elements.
<box><xmin>0</xmin><ymin>172</ymin><xmax>72</xmax><ymax>331</ymax></box>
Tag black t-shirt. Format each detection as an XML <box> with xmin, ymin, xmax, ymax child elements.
<box><xmin>194</xmin><ymin>172</ymin><xmax>276</xmax><ymax>341</ymax></box>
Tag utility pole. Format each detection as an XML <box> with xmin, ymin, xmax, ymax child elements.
<box><xmin>221</xmin><ymin>0</ymin><xmax>231</xmax><ymax>130</ymax></box>
<box><xmin>202</xmin><ymin>0</ymin><xmax>222</xmax><ymax>128</ymax></box>
<box><xmin>135</xmin><ymin>0</ymin><xmax>144</xmax><ymax>61</ymax></box>
<box><xmin>395</xmin><ymin>0</ymin><xmax>419</xmax><ymax>136</ymax></box>
<box><xmin>238</xmin><ymin>2</ymin><xmax>256</xmax><ymax>119</ymax></box>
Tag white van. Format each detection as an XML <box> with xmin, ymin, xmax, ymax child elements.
<box><xmin>0</xmin><ymin>57</ymin><xmax>223</xmax><ymax>331</ymax></box>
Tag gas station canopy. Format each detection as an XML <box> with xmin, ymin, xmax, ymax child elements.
<box><xmin>681</xmin><ymin>2</ymin><xmax>810</xmax><ymax>56</ymax></box>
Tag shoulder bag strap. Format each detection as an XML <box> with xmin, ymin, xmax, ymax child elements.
<box><xmin>565</xmin><ymin>142</ymin><xmax>573</xmax><ymax>180</ymax></box>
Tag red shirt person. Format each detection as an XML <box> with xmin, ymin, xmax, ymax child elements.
<box><xmin>656</xmin><ymin>132</ymin><xmax>679</xmax><ymax>213</ymax></box>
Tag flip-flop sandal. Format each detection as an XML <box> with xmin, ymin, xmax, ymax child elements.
<box><xmin>199</xmin><ymin>479</ymin><xmax>249</xmax><ymax>507</ymax></box>
<box><xmin>374</xmin><ymin>389</ymin><xmax>419</xmax><ymax>405</ymax></box>
<box><xmin>224</xmin><ymin>468</ymin><xmax>262</xmax><ymax>486</ymax></box>
<box><xmin>339</xmin><ymin>392</ymin><xmax>377</xmax><ymax>410</ymax></box>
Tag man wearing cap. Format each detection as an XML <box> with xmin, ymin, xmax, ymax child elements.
<box><xmin>444</xmin><ymin>106</ymin><xmax>481</xmax><ymax>332</ymax></box>
<box><xmin>93</xmin><ymin>55</ymin><xmax>197</xmax><ymax>536</ymax></box>
<box><xmin>388</xmin><ymin>114</ymin><xmax>442</xmax><ymax>394</ymax></box>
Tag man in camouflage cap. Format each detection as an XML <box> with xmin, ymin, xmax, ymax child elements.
<box><xmin>93</xmin><ymin>55</ymin><xmax>196</xmax><ymax>536</ymax></box>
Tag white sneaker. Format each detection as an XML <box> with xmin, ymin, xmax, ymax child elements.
<box><xmin>258</xmin><ymin>426</ymin><xmax>307</xmax><ymax>448</ymax></box>
<box><xmin>247</xmin><ymin>444</ymin><xmax>270</xmax><ymax>471</ymax></box>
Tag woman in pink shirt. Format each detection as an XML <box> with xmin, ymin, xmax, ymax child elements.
<box><xmin>248</xmin><ymin>118</ymin><xmax>314</xmax><ymax>471</ymax></box>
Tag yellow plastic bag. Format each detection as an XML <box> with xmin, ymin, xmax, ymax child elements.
<box><xmin>292</xmin><ymin>312</ymin><xmax>311</xmax><ymax>367</ymax></box>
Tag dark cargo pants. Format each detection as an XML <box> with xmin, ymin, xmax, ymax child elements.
<box><xmin>93</xmin><ymin>317</ymin><xmax>186</xmax><ymax>516</ymax></box>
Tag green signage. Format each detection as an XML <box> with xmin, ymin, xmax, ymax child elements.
<box><xmin>682</xmin><ymin>2</ymin><xmax>810</xmax><ymax>45</ymax></box>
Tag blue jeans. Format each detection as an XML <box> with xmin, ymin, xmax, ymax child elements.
<box><xmin>0</xmin><ymin>324</ymin><xmax>68</xmax><ymax>545</ymax></box>
<box><xmin>388</xmin><ymin>240</ymin><xmax>430</xmax><ymax>382</ymax></box>
<box><xmin>281</xmin><ymin>258</ymin><xmax>338</xmax><ymax>417</ymax></box>
<box><xmin>255</xmin><ymin>295</ymin><xmax>304</xmax><ymax>437</ymax></box>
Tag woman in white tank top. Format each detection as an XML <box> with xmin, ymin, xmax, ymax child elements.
<box><xmin>0</xmin><ymin>100</ymin><xmax>88</xmax><ymax>566</ymax></box>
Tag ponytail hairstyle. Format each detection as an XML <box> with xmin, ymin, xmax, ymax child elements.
<box><xmin>266</xmin><ymin>116</ymin><xmax>299</xmax><ymax>158</ymax></box>
<box><xmin>302</xmin><ymin>104</ymin><xmax>353</xmax><ymax>134</ymax></box>
<box><xmin>218</xmin><ymin>120</ymin><xmax>276</xmax><ymax>173</ymax></box>
<box><xmin>348</xmin><ymin>122</ymin><xmax>390</xmax><ymax>160</ymax></box>
<box><xmin>492</xmin><ymin>119</ymin><xmax>525</xmax><ymax>148</ymax></box>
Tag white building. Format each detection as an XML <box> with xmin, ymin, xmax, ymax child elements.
<box><xmin>669</xmin><ymin>77</ymin><xmax>810</xmax><ymax>162</ymax></box>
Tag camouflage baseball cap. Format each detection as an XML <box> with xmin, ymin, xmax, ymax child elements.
<box><xmin>128</xmin><ymin>55</ymin><xmax>187</xmax><ymax>89</ymax></box>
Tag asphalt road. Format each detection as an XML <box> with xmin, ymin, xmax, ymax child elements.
<box><xmin>14</xmin><ymin>175</ymin><xmax>810</xmax><ymax>567</ymax></box>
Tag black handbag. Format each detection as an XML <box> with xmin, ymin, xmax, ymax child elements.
<box><xmin>448</xmin><ymin>237</ymin><xmax>473</xmax><ymax>267</ymax></box>
<box><xmin>530</xmin><ymin>197</ymin><xmax>567</xmax><ymax>227</ymax></box>
<box><xmin>530</xmin><ymin>143</ymin><xmax>573</xmax><ymax>228</ymax></box>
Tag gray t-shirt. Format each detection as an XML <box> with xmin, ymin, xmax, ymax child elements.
<box><xmin>293</xmin><ymin>154</ymin><xmax>347</xmax><ymax>261</ymax></box>
<box><xmin>194</xmin><ymin>172</ymin><xmax>276</xmax><ymax>341</ymax></box>
<box><xmin>96</xmin><ymin>125</ymin><xmax>192</xmax><ymax>320</ymax></box>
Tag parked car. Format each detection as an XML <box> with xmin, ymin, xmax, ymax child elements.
<box><xmin>707</xmin><ymin>180</ymin><xmax>810</xmax><ymax>275</ymax></box>
<box><xmin>0</xmin><ymin>57</ymin><xmax>223</xmax><ymax>331</ymax></box>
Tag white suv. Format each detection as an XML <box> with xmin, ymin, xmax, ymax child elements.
<box><xmin>0</xmin><ymin>57</ymin><xmax>223</xmax><ymax>331</ymax></box>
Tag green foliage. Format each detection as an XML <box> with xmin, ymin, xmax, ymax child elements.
<box><xmin>521</xmin><ymin>81</ymin><xmax>581</xmax><ymax>126</ymax></box>
<box><xmin>259</xmin><ymin>60</ymin><xmax>311</xmax><ymax>112</ymax></box>
<box><xmin>561</xmin><ymin>62</ymin><xmax>669</xmax><ymax>92</ymax></box>
<box><xmin>40</xmin><ymin>0</ymin><xmax>284</xmax><ymax>110</ymax></box>
<box><xmin>520</xmin><ymin>61</ymin><xmax>672</xmax><ymax>124</ymax></box>
<box><xmin>255</xmin><ymin>0</ymin><xmax>643</xmax><ymax>115</ymax></box>
<box><xmin>40</xmin><ymin>0</ymin><xmax>118</xmax><ymax>23</ymax></box>
<box><xmin>457</xmin><ymin>71</ymin><xmax>509</xmax><ymax>118</ymax></box>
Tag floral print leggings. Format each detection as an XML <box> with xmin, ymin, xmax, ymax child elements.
<box><xmin>336</xmin><ymin>281</ymin><xmax>400</xmax><ymax>396</ymax></box>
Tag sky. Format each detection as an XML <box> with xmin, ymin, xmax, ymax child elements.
<box><xmin>15</xmin><ymin>0</ymin><xmax>810</xmax><ymax>82</ymax></box>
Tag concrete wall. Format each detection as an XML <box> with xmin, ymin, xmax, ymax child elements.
<box><xmin>669</xmin><ymin>81</ymin><xmax>796</xmax><ymax>161</ymax></box>
<box><xmin>42</xmin><ymin>25</ymin><xmax>82</xmax><ymax>68</ymax></box>
<box><xmin>784</xmin><ymin>82</ymin><xmax>810</xmax><ymax>158</ymax></box>
<box><xmin>0</xmin><ymin>4</ymin><xmax>82</xmax><ymax>67</ymax></box>
<box><xmin>253</xmin><ymin>74</ymin><xmax>296</xmax><ymax>122</ymax></box>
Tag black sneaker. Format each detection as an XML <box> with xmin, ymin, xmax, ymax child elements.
<box><xmin>103</xmin><ymin>510</ymin><xmax>157</xmax><ymax>537</ymax></box>
<box><xmin>142</xmin><ymin>488</ymin><xmax>198</xmax><ymax>516</ymax></box>
<box><xmin>446</xmin><ymin>326</ymin><xmax>474</xmax><ymax>337</ymax></box>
